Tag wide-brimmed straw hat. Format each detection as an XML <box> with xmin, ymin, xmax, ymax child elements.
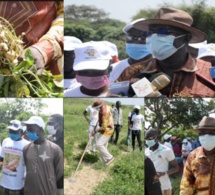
<box><xmin>92</xmin><ymin>98</ymin><xmax>104</xmax><ymax>108</ymax></box>
<box><xmin>133</xmin><ymin>7</ymin><xmax>207</xmax><ymax>43</ymax></box>
<box><xmin>194</xmin><ymin>116</ymin><xmax>215</xmax><ymax>131</ymax></box>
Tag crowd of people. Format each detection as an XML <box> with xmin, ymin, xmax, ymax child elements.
<box><xmin>0</xmin><ymin>114</ymin><xmax>64</xmax><ymax>195</ymax></box>
<box><xmin>82</xmin><ymin>99</ymin><xmax>144</xmax><ymax>166</ymax></box>
<box><xmin>145</xmin><ymin>116</ymin><xmax>215</xmax><ymax>195</ymax></box>
<box><xmin>64</xmin><ymin>7</ymin><xmax>215</xmax><ymax>97</ymax></box>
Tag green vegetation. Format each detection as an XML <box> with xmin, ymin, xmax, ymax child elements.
<box><xmin>145</xmin><ymin>98</ymin><xmax>215</xmax><ymax>140</ymax></box>
<box><xmin>92</xmin><ymin>151</ymin><xmax>144</xmax><ymax>195</ymax></box>
<box><xmin>172</xmin><ymin>174</ymin><xmax>182</xmax><ymax>195</ymax></box>
<box><xmin>64</xmin><ymin>98</ymin><xmax>144</xmax><ymax>194</ymax></box>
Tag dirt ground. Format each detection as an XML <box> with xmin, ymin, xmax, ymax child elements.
<box><xmin>64</xmin><ymin>164</ymin><xmax>108</xmax><ymax>195</ymax></box>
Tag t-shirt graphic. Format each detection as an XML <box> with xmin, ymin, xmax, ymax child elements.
<box><xmin>4</xmin><ymin>150</ymin><xmax>21</xmax><ymax>173</ymax></box>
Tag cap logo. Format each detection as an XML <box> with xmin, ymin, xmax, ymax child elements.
<box><xmin>208</xmin><ymin>45</ymin><xmax>215</xmax><ymax>52</ymax></box>
<box><xmin>84</xmin><ymin>49</ymin><xmax>97</xmax><ymax>59</ymax></box>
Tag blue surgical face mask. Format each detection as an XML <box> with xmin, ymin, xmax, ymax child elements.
<box><xmin>126</xmin><ymin>43</ymin><xmax>151</xmax><ymax>60</ymax></box>
<box><xmin>27</xmin><ymin>131</ymin><xmax>39</xmax><ymax>141</ymax></box>
<box><xmin>146</xmin><ymin>34</ymin><xmax>186</xmax><ymax>60</ymax></box>
<box><xmin>145</xmin><ymin>139</ymin><xmax>156</xmax><ymax>147</ymax></box>
<box><xmin>199</xmin><ymin>134</ymin><xmax>215</xmax><ymax>151</ymax></box>
<box><xmin>9</xmin><ymin>133</ymin><xmax>20</xmax><ymax>141</ymax></box>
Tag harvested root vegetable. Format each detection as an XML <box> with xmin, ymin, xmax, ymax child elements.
<box><xmin>0</xmin><ymin>17</ymin><xmax>63</xmax><ymax>97</ymax></box>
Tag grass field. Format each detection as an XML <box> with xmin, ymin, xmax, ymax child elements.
<box><xmin>64</xmin><ymin>98</ymin><xmax>144</xmax><ymax>195</ymax></box>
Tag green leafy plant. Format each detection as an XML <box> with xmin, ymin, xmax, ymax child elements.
<box><xmin>0</xmin><ymin>17</ymin><xmax>63</xmax><ymax>97</ymax></box>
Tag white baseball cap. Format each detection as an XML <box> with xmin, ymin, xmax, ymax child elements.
<box><xmin>164</xmin><ymin>134</ymin><xmax>172</xmax><ymax>140</ymax></box>
<box><xmin>73</xmin><ymin>41</ymin><xmax>112</xmax><ymax>71</ymax></box>
<box><xmin>64</xmin><ymin>36</ymin><xmax>82</xmax><ymax>51</ymax></box>
<box><xmin>22</xmin><ymin>116</ymin><xmax>45</xmax><ymax>130</ymax></box>
<box><xmin>183</xmin><ymin>138</ymin><xmax>188</xmax><ymax>143</ymax></box>
<box><xmin>100</xmin><ymin>41</ymin><xmax>118</xmax><ymax>57</ymax></box>
<box><xmin>123</xmin><ymin>18</ymin><xmax>145</xmax><ymax>33</ymax></box>
<box><xmin>7</xmin><ymin>120</ymin><xmax>22</xmax><ymax>131</ymax></box>
<box><xmin>134</xmin><ymin>105</ymin><xmax>141</xmax><ymax>110</ymax></box>
<box><xmin>198</xmin><ymin>43</ymin><xmax>215</xmax><ymax>58</ymax></box>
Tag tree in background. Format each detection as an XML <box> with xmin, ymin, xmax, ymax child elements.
<box><xmin>65</xmin><ymin>5</ymin><xmax>109</xmax><ymax>22</ymax></box>
<box><xmin>65</xmin><ymin>4</ymin><xmax>127</xmax><ymax>59</ymax></box>
<box><xmin>145</xmin><ymin>98</ymin><xmax>215</xmax><ymax>139</ymax></box>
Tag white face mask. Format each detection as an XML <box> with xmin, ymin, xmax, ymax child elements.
<box><xmin>47</xmin><ymin>125</ymin><xmax>57</xmax><ymax>135</ymax></box>
<box><xmin>145</xmin><ymin>139</ymin><xmax>156</xmax><ymax>147</ymax></box>
<box><xmin>199</xmin><ymin>134</ymin><xmax>215</xmax><ymax>151</ymax></box>
<box><xmin>146</xmin><ymin>34</ymin><xmax>185</xmax><ymax>60</ymax></box>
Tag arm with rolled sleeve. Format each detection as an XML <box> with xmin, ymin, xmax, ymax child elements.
<box><xmin>31</xmin><ymin>2</ymin><xmax>63</xmax><ymax>66</ymax></box>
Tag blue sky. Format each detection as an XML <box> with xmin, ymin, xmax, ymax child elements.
<box><xmin>65</xmin><ymin>0</ymin><xmax>215</xmax><ymax>23</ymax></box>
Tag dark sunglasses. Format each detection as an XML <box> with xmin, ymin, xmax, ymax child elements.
<box><xmin>126</xmin><ymin>31</ymin><xmax>148</xmax><ymax>41</ymax></box>
<box><xmin>199</xmin><ymin>130</ymin><xmax>215</xmax><ymax>136</ymax></box>
<box><xmin>126</xmin><ymin>35</ymin><xmax>144</xmax><ymax>42</ymax></box>
<box><xmin>146</xmin><ymin>28</ymin><xmax>185</xmax><ymax>36</ymax></box>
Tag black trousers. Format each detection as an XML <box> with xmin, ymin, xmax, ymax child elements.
<box><xmin>132</xmin><ymin>130</ymin><xmax>142</xmax><ymax>151</ymax></box>
<box><xmin>0</xmin><ymin>186</ymin><xmax>23</xmax><ymax>195</ymax></box>
<box><xmin>110</xmin><ymin>125</ymin><xmax>121</xmax><ymax>144</ymax></box>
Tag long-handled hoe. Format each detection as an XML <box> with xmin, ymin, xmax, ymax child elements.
<box><xmin>69</xmin><ymin>137</ymin><xmax>92</xmax><ymax>183</ymax></box>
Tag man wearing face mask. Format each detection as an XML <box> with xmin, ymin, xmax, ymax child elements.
<box><xmin>64</xmin><ymin>41</ymin><xmax>113</xmax><ymax>97</ymax></box>
<box><xmin>130</xmin><ymin>105</ymin><xmax>144</xmax><ymax>151</ymax></box>
<box><xmin>181</xmin><ymin>138</ymin><xmax>192</xmax><ymax>165</ymax></box>
<box><xmin>133</xmin><ymin>7</ymin><xmax>215</xmax><ymax>97</ymax></box>
<box><xmin>145</xmin><ymin>128</ymin><xmax>178</xmax><ymax>195</ymax></box>
<box><xmin>47</xmin><ymin>114</ymin><xmax>63</xmax><ymax>151</ymax></box>
<box><xmin>180</xmin><ymin>116</ymin><xmax>215</xmax><ymax>194</ymax></box>
<box><xmin>46</xmin><ymin>113</ymin><xmax>63</xmax><ymax>194</ymax></box>
<box><xmin>109</xmin><ymin>18</ymin><xmax>152</xmax><ymax>83</ymax></box>
<box><xmin>22</xmin><ymin>116</ymin><xmax>63</xmax><ymax>195</ymax></box>
<box><xmin>0</xmin><ymin>120</ymin><xmax>30</xmax><ymax>195</ymax></box>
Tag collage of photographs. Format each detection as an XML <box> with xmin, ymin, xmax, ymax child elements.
<box><xmin>0</xmin><ymin>0</ymin><xmax>215</xmax><ymax>195</ymax></box>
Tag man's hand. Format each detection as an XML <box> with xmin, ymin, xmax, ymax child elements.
<box><xmin>156</xmin><ymin>172</ymin><xmax>166</xmax><ymax>178</ymax></box>
<box><xmin>21</xmin><ymin>47</ymin><xmax>45</xmax><ymax>76</ymax></box>
<box><xmin>0</xmin><ymin>162</ymin><xmax>3</xmax><ymax>169</ymax></box>
<box><xmin>91</xmin><ymin>130</ymin><xmax>96</xmax><ymax>137</ymax></box>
